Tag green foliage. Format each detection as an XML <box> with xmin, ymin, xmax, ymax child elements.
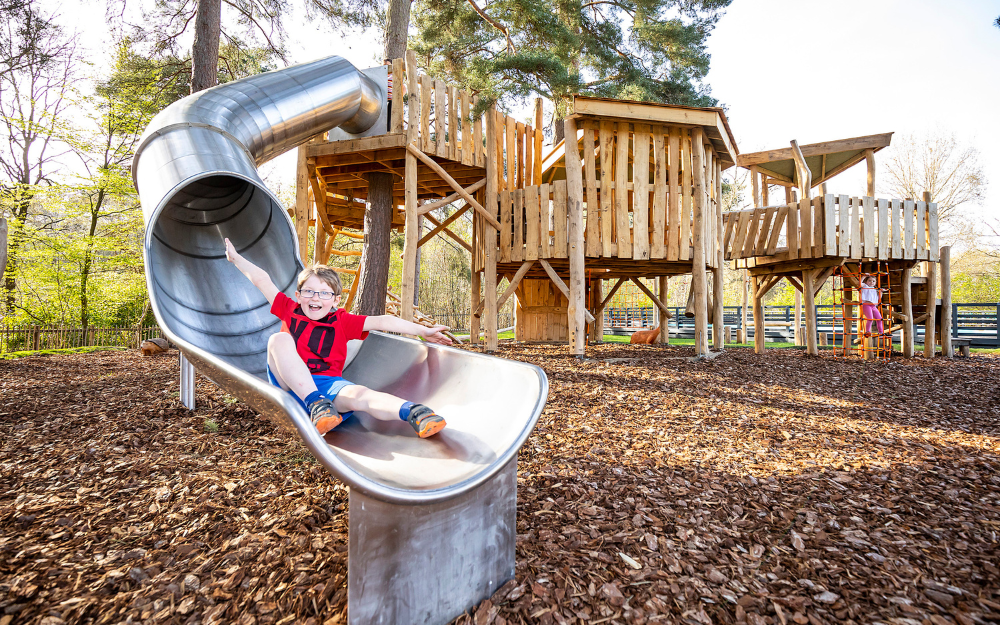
<box><xmin>410</xmin><ymin>0</ymin><xmax>732</xmax><ymax>126</ymax></box>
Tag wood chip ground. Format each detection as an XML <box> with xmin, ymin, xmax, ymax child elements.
<box><xmin>2</xmin><ymin>346</ymin><xmax>998</xmax><ymax>625</ymax></box>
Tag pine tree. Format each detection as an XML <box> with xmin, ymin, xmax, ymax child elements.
<box><xmin>410</xmin><ymin>0</ymin><xmax>732</xmax><ymax>139</ymax></box>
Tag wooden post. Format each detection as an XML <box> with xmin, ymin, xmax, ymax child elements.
<box><xmin>794</xmin><ymin>288</ymin><xmax>802</xmax><ymax>346</ymax></box>
<box><xmin>900</xmin><ymin>266</ymin><xmax>914</xmax><ymax>357</ymax></box>
<box><xmin>294</xmin><ymin>146</ymin><xmax>310</xmax><ymax>261</ymax></box>
<box><xmin>470</xmin><ymin>270</ymin><xmax>481</xmax><ymax>345</ymax></box>
<box><xmin>712</xmin><ymin>259</ymin><xmax>724</xmax><ymax>350</ymax></box>
<box><xmin>752</xmin><ymin>276</ymin><xmax>765</xmax><ymax>354</ymax></box>
<box><xmin>739</xmin><ymin>270</ymin><xmax>748</xmax><ymax>344</ymax></box>
<box><xmin>865</xmin><ymin>148</ymin><xmax>876</xmax><ymax>197</ymax></box>
<box><xmin>789</xmin><ymin>140</ymin><xmax>812</xmax><ymax>200</ymax></box>
<box><xmin>691</xmin><ymin>128</ymin><xmax>709</xmax><ymax>356</ymax></box>
<box><xmin>484</xmin><ymin>111</ymin><xmax>499</xmax><ymax>352</ymax></box>
<box><xmin>659</xmin><ymin>276</ymin><xmax>669</xmax><ymax>345</ymax></box>
<box><xmin>400</xmin><ymin>139</ymin><xmax>419</xmax><ymax>324</ymax></box>
<box><xmin>313</xmin><ymin>200</ymin><xmax>327</xmax><ymax>265</ymax></box>
<box><xmin>751</xmin><ymin>166</ymin><xmax>761</xmax><ymax>208</ymax></box>
<box><xmin>924</xmin><ymin>258</ymin><xmax>937</xmax><ymax>358</ymax></box>
<box><xmin>591</xmin><ymin>279</ymin><xmax>603</xmax><ymax>343</ymax></box>
<box><xmin>941</xmin><ymin>245</ymin><xmax>953</xmax><ymax>357</ymax></box>
<box><xmin>803</xmin><ymin>269</ymin><xmax>818</xmax><ymax>355</ymax></box>
<box><xmin>564</xmin><ymin>117</ymin><xmax>586</xmax><ymax>356</ymax></box>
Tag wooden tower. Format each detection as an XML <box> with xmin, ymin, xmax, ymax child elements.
<box><xmin>725</xmin><ymin>134</ymin><xmax>954</xmax><ymax>357</ymax></box>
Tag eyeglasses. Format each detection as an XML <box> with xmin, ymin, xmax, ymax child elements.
<box><xmin>299</xmin><ymin>289</ymin><xmax>338</xmax><ymax>300</ymax></box>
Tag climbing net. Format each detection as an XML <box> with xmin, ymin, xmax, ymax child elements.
<box><xmin>832</xmin><ymin>263</ymin><xmax>893</xmax><ymax>360</ymax></box>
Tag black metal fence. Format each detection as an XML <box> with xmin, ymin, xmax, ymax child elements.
<box><xmin>605</xmin><ymin>303</ymin><xmax>1000</xmax><ymax>347</ymax></box>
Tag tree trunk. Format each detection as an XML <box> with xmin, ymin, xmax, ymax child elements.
<box><xmin>190</xmin><ymin>0</ymin><xmax>222</xmax><ymax>93</ymax></box>
<box><xmin>353</xmin><ymin>0</ymin><xmax>411</xmax><ymax>315</ymax></box>
<box><xmin>354</xmin><ymin>173</ymin><xmax>394</xmax><ymax>315</ymax></box>
<box><xmin>3</xmin><ymin>195</ymin><xmax>30</xmax><ymax>312</ymax></box>
<box><xmin>80</xmin><ymin>196</ymin><xmax>102</xmax><ymax>331</ymax></box>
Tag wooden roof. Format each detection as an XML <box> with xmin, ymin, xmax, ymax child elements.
<box><xmin>737</xmin><ymin>133</ymin><xmax>893</xmax><ymax>187</ymax></box>
<box><xmin>569</xmin><ymin>96</ymin><xmax>739</xmax><ymax>168</ymax></box>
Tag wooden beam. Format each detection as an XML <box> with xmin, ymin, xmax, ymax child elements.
<box><xmin>691</xmin><ymin>127</ymin><xmax>709</xmax><ymax>356</ymax></box>
<box><xmin>789</xmin><ymin>140</ymin><xmax>811</xmax><ymax>200</ymax></box>
<box><xmin>629</xmin><ymin>277</ymin><xmax>673</xmax><ymax>319</ymax></box>
<box><xmin>865</xmin><ymin>148</ymin><xmax>876</xmax><ymax>197</ymax></box>
<box><xmin>752</xmin><ymin>275</ymin><xmax>765</xmax><ymax>354</ymax></box>
<box><xmin>901</xmin><ymin>266</ymin><xmax>914</xmax><ymax>357</ymax></box>
<box><xmin>539</xmin><ymin>259</ymin><xmax>595</xmax><ymax>323</ymax></box>
<box><xmin>417</xmin><ymin>179</ymin><xmax>487</xmax><ymax>216</ymax></box>
<box><xmin>658</xmin><ymin>276</ymin><xmax>670</xmax><ymax>344</ymax></box>
<box><xmin>597</xmin><ymin>277</ymin><xmax>628</xmax><ymax>312</ymax></box>
<box><xmin>422</xmin><ymin>212</ymin><xmax>472</xmax><ymax>252</ymax></box>
<box><xmin>484</xmin><ymin>111</ymin><xmax>499</xmax><ymax>352</ymax></box>
<box><xmin>924</xmin><ymin>258</ymin><xmax>937</xmax><ymax>359</ymax></box>
<box><xmin>474</xmin><ymin>261</ymin><xmax>534</xmax><ymax>318</ymax></box>
<box><xmin>803</xmin><ymin>268</ymin><xmax>818</xmax><ymax>355</ymax></box>
<box><xmin>406</xmin><ymin>143</ymin><xmax>502</xmax><ymax>230</ymax></box>
<box><xmin>418</xmin><ymin>205</ymin><xmax>469</xmax><ymax>247</ymax></box>
<box><xmin>941</xmin><ymin>246</ymin><xmax>952</xmax><ymax>357</ymax></box>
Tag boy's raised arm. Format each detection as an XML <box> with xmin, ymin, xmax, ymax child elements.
<box><xmin>363</xmin><ymin>315</ymin><xmax>452</xmax><ymax>345</ymax></box>
<box><xmin>224</xmin><ymin>238</ymin><xmax>280</xmax><ymax>304</ymax></box>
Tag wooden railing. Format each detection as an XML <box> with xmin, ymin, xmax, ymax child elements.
<box><xmin>0</xmin><ymin>325</ymin><xmax>163</xmax><ymax>354</ymax></box>
<box><xmin>388</xmin><ymin>53</ymin><xmax>543</xmax><ymax>188</ymax></box>
<box><xmin>723</xmin><ymin>195</ymin><xmax>939</xmax><ymax>264</ymax></box>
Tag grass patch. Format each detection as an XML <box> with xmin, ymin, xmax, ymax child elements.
<box><xmin>0</xmin><ymin>346</ymin><xmax>127</xmax><ymax>360</ymax></box>
<box><xmin>203</xmin><ymin>419</ymin><xmax>220</xmax><ymax>433</ymax></box>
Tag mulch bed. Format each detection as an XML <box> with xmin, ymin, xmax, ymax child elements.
<box><xmin>2</xmin><ymin>345</ymin><xmax>999</xmax><ymax>625</ymax></box>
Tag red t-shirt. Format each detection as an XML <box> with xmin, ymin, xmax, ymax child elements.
<box><xmin>270</xmin><ymin>292</ymin><xmax>368</xmax><ymax>376</ymax></box>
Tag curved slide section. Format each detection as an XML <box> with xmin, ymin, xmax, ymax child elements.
<box><xmin>133</xmin><ymin>55</ymin><xmax>547</xmax><ymax>507</ymax></box>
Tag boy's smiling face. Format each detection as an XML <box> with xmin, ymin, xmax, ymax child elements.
<box><xmin>295</xmin><ymin>275</ymin><xmax>342</xmax><ymax>320</ymax></box>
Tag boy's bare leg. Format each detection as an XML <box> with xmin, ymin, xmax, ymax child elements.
<box><xmin>267</xmin><ymin>333</ymin><xmax>318</xmax><ymax>402</ymax></box>
<box><xmin>333</xmin><ymin>385</ymin><xmax>406</xmax><ymax>422</ymax></box>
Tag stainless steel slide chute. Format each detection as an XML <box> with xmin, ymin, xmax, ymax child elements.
<box><xmin>133</xmin><ymin>55</ymin><xmax>547</xmax><ymax>624</ymax></box>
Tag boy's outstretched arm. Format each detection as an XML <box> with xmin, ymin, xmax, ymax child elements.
<box><xmin>224</xmin><ymin>238</ymin><xmax>279</xmax><ymax>304</ymax></box>
<box><xmin>363</xmin><ymin>315</ymin><xmax>453</xmax><ymax>345</ymax></box>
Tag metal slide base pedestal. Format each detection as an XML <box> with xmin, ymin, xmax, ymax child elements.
<box><xmin>348</xmin><ymin>458</ymin><xmax>517</xmax><ymax>624</ymax></box>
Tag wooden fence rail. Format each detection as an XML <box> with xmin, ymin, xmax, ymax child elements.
<box><xmin>0</xmin><ymin>325</ymin><xmax>163</xmax><ymax>354</ymax></box>
<box><xmin>723</xmin><ymin>195</ymin><xmax>939</xmax><ymax>264</ymax></box>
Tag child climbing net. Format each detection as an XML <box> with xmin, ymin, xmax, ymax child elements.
<box><xmin>832</xmin><ymin>263</ymin><xmax>893</xmax><ymax>360</ymax></box>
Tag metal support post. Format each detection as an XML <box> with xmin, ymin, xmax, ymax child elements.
<box><xmin>180</xmin><ymin>352</ymin><xmax>196</xmax><ymax>410</ymax></box>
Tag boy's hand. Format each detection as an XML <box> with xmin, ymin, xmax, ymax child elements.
<box><xmin>421</xmin><ymin>324</ymin><xmax>452</xmax><ymax>345</ymax></box>
<box><xmin>224</xmin><ymin>238</ymin><xmax>241</xmax><ymax>263</ymax></box>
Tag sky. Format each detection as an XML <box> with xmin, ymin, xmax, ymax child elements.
<box><xmin>62</xmin><ymin>0</ymin><xmax>998</xmax><ymax>226</ymax></box>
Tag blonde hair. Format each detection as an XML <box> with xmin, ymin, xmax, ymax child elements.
<box><xmin>297</xmin><ymin>265</ymin><xmax>343</xmax><ymax>295</ymax></box>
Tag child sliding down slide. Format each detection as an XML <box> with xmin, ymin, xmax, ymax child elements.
<box><xmin>224</xmin><ymin>238</ymin><xmax>452</xmax><ymax>438</ymax></box>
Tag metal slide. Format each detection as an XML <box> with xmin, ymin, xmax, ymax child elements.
<box><xmin>132</xmin><ymin>55</ymin><xmax>547</xmax><ymax>507</ymax></box>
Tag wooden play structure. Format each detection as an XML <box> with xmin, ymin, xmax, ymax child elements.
<box><xmin>725</xmin><ymin>134</ymin><xmax>955</xmax><ymax>358</ymax></box>
<box><xmin>293</xmin><ymin>52</ymin><xmax>737</xmax><ymax>356</ymax></box>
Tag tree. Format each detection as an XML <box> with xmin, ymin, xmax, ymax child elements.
<box><xmin>882</xmin><ymin>132</ymin><xmax>987</xmax><ymax>230</ymax></box>
<box><xmin>350</xmin><ymin>0</ymin><xmax>413</xmax><ymax>316</ymax></box>
<box><xmin>410</xmin><ymin>0</ymin><xmax>731</xmax><ymax>141</ymax></box>
<box><xmin>0</xmin><ymin>0</ymin><xmax>77</xmax><ymax>312</ymax></box>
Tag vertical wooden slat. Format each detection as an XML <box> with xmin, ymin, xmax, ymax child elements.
<box><xmin>862</xmin><ymin>196</ymin><xmax>875</xmax><ymax>258</ymax></box>
<box><xmin>890</xmin><ymin>198</ymin><xmax>902</xmax><ymax>258</ymax></box>
<box><xmin>599</xmin><ymin>121</ymin><xmax>615</xmax><ymax>257</ymax></box>
<box><xmin>583</xmin><ymin>122</ymin><xmax>600</xmax><ymax>257</ymax></box>
<box><xmin>667</xmin><ymin>127</ymin><xmax>680</xmax><ymax>261</ymax></box>
<box><xmin>554</xmin><ymin>179</ymin><xmax>568</xmax><ymax>258</ymax></box>
<box><xmin>419</xmin><ymin>74</ymin><xmax>432</xmax><ymax>152</ymax></box>
<box><xmin>390</xmin><ymin>58</ymin><xmax>405</xmax><ymax>133</ymax></box>
<box><xmin>651</xmin><ymin>127</ymin><xmax>667</xmax><ymax>259</ymax></box>
<box><xmin>741</xmin><ymin>209</ymin><xmax>761</xmax><ymax>258</ymax></box>
<box><xmin>786</xmin><ymin>200</ymin><xmax>799</xmax><ymax>260</ymax></box>
<box><xmin>731</xmin><ymin>210</ymin><xmax>751</xmax><ymax>259</ymax></box>
<box><xmin>903</xmin><ymin>199</ymin><xmax>915</xmax><ymax>260</ymax></box>
<box><xmin>513</xmin><ymin>188</ymin><xmax>524</xmax><ymax>262</ymax></box>
<box><xmin>406</xmin><ymin>52</ymin><xmax>419</xmax><ymax>145</ymax></box>
<box><xmin>524</xmin><ymin>126</ymin><xmax>534</xmax><ymax>187</ymax></box>
<box><xmin>496</xmin><ymin>111</ymin><xmax>506</xmax><ymax>190</ymax></box>
<box><xmin>915</xmin><ymin>200</ymin><xmax>926</xmax><ymax>259</ymax></box>
<box><xmin>755</xmin><ymin>207</ymin><xmax>776</xmax><ymax>255</ymax></box>
<box><xmin>928</xmin><ymin>202</ymin><xmax>939</xmax><ymax>261</ymax></box>
<box><xmin>473</xmin><ymin>96</ymin><xmax>483</xmax><ymax>167</ymax></box>
<box><xmin>850</xmin><ymin>197</ymin><xmax>862</xmax><ymax>259</ymax></box>
<box><xmin>434</xmin><ymin>80</ymin><xmax>447</xmax><ymax>158</ymax></box>
<box><xmin>680</xmin><ymin>128</ymin><xmax>692</xmax><ymax>261</ymax></box>
<box><xmin>539</xmin><ymin>182</ymin><xmax>551</xmax><ymax>258</ymax></box>
<box><xmin>837</xmin><ymin>194</ymin><xmax>850</xmax><ymax>256</ymax></box>
<box><xmin>876</xmin><ymin>198</ymin><xmax>889</xmax><ymax>260</ymax></box>
<box><xmin>500</xmin><ymin>189</ymin><xmax>512</xmax><ymax>263</ymax></box>
<box><xmin>823</xmin><ymin>194</ymin><xmax>836</xmax><ymax>255</ymax></box>
<box><xmin>533</xmin><ymin>99</ymin><xmax>543</xmax><ymax>184</ymax></box>
<box><xmin>516</xmin><ymin>122</ymin><xmax>525</xmax><ymax>189</ymax></box>
<box><xmin>525</xmin><ymin>185</ymin><xmax>540</xmax><ymax>260</ymax></box>
<box><xmin>632</xmin><ymin>124</ymin><xmax>650</xmax><ymax>260</ymax></box>
<box><xmin>615</xmin><ymin>122</ymin><xmax>631</xmax><ymax>258</ymax></box>
<box><xmin>506</xmin><ymin>116</ymin><xmax>516</xmax><ymax>194</ymax></box>
<box><xmin>691</xmin><ymin>127</ymin><xmax>709</xmax><ymax>356</ymax></box>
<box><xmin>294</xmin><ymin>147</ymin><xmax>310</xmax><ymax>261</ymax></box>
<box><xmin>812</xmin><ymin>196</ymin><xmax>824</xmax><ymax>257</ymax></box>
<box><xmin>401</xmin><ymin>143</ymin><xmax>419</xmax><ymax>322</ymax></box>
<box><xmin>447</xmin><ymin>85</ymin><xmax>458</xmax><ymax>161</ymax></box>
<box><xmin>798</xmin><ymin>198</ymin><xmax>812</xmax><ymax>258</ymax></box>
<box><xmin>460</xmin><ymin>90</ymin><xmax>471</xmax><ymax>166</ymax></box>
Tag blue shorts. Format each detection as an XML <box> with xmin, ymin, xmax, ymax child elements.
<box><xmin>266</xmin><ymin>366</ymin><xmax>357</xmax><ymax>424</ymax></box>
